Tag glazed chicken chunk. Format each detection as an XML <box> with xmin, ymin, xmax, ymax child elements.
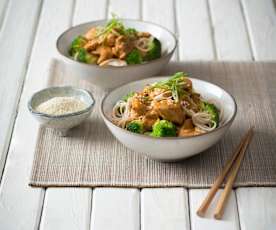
<box><xmin>130</xmin><ymin>96</ymin><xmax>149</xmax><ymax>118</ymax></box>
<box><xmin>153</xmin><ymin>99</ymin><xmax>185</xmax><ymax>125</ymax></box>
<box><xmin>142</xmin><ymin>111</ymin><xmax>159</xmax><ymax>131</ymax></box>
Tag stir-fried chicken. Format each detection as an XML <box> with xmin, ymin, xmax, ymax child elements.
<box><xmin>84</xmin><ymin>40</ymin><xmax>99</xmax><ymax>51</ymax></box>
<box><xmin>105</xmin><ymin>33</ymin><xmax>116</xmax><ymax>46</ymax></box>
<box><xmin>84</xmin><ymin>27</ymin><xmax>97</xmax><ymax>40</ymax></box>
<box><xmin>142</xmin><ymin>111</ymin><xmax>159</xmax><ymax>131</ymax></box>
<box><xmin>92</xmin><ymin>46</ymin><xmax>113</xmax><ymax>64</ymax></box>
<box><xmin>130</xmin><ymin>96</ymin><xmax>149</xmax><ymax>118</ymax></box>
<box><xmin>152</xmin><ymin>99</ymin><xmax>185</xmax><ymax>125</ymax></box>
<box><xmin>112</xmin><ymin>35</ymin><xmax>133</xmax><ymax>60</ymax></box>
<box><xmin>81</xmin><ymin>33</ymin><xmax>134</xmax><ymax>64</ymax></box>
<box><xmin>178</xmin><ymin>119</ymin><xmax>205</xmax><ymax>137</ymax></box>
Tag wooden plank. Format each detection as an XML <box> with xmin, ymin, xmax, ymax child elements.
<box><xmin>176</xmin><ymin>0</ymin><xmax>215</xmax><ymax>60</ymax></box>
<box><xmin>142</xmin><ymin>0</ymin><xmax>175</xmax><ymax>32</ymax></box>
<box><xmin>40</xmin><ymin>188</ymin><xmax>92</xmax><ymax>230</ymax></box>
<box><xmin>236</xmin><ymin>188</ymin><xmax>276</xmax><ymax>230</ymax></box>
<box><xmin>209</xmin><ymin>0</ymin><xmax>252</xmax><ymax>60</ymax></box>
<box><xmin>143</xmin><ymin>0</ymin><xmax>178</xmax><ymax>60</ymax></box>
<box><xmin>91</xmin><ymin>188</ymin><xmax>140</xmax><ymax>230</ymax></box>
<box><xmin>37</xmin><ymin>62</ymin><xmax>94</xmax><ymax>229</ymax></box>
<box><xmin>39</xmin><ymin>1</ymin><xmax>108</xmax><ymax>229</ymax></box>
<box><xmin>179</xmin><ymin>1</ymin><xmax>246</xmax><ymax>227</ymax></box>
<box><xmin>0</xmin><ymin>0</ymin><xmax>42</xmax><ymax>177</ymax></box>
<box><xmin>241</xmin><ymin>0</ymin><xmax>276</xmax><ymax>60</ymax></box>
<box><xmin>141</xmin><ymin>188</ymin><xmax>190</xmax><ymax>230</ymax></box>
<box><xmin>189</xmin><ymin>189</ymin><xmax>240</xmax><ymax>229</ymax></box>
<box><xmin>89</xmin><ymin>1</ymin><xmax>142</xmax><ymax>229</ymax></box>
<box><xmin>76</xmin><ymin>2</ymin><xmax>142</xmax><ymax>230</ymax></box>
<box><xmin>108</xmin><ymin>0</ymin><xmax>140</xmax><ymax>19</ymax></box>
<box><xmin>180</xmin><ymin>0</ymin><xmax>244</xmax><ymax>221</ymax></box>
<box><xmin>0</xmin><ymin>0</ymin><xmax>74</xmax><ymax>229</ymax></box>
<box><xmin>73</xmin><ymin>0</ymin><xmax>107</xmax><ymax>25</ymax></box>
<box><xmin>0</xmin><ymin>0</ymin><xmax>8</xmax><ymax>31</ymax></box>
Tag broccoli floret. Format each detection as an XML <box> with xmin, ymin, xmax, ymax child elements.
<box><xmin>126</xmin><ymin>49</ymin><xmax>143</xmax><ymax>64</ymax></box>
<box><xmin>121</xmin><ymin>92</ymin><xmax>135</xmax><ymax>102</ymax></box>
<box><xmin>144</xmin><ymin>38</ymin><xmax>162</xmax><ymax>61</ymax></box>
<box><xmin>202</xmin><ymin>102</ymin><xmax>220</xmax><ymax>127</ymax></box>
<box><xmin>69</xmin><ymin>36</ymin><xmax>87</xmax><ymax>56</ymax></box>
<box><xmin>75</xmin><ymin>48</ymin><xmax>97</xmax><ymax>64</ymax></box>
<box><xmin>151</xmin><ymin>120</ymin><xmax>177</xmax><ymax>137</ymax></box>
<box><xmin>126</xmin><ymin>120</ymin><xmax>144</xmax><ymax>134</ymax></box>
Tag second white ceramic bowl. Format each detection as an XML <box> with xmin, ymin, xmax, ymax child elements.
<box><xmin>100</xmin><ymin>77</ymin><xmax>237</xmax><ymax>161</ymax></box>
<box><xmin>56</xmin><ymin>19</ymin><xmax>177</xmax><ymax>91</ymax></box>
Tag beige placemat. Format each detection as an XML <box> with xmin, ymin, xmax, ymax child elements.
<box><xmin>30</xmin><ymin>61</ymin><xmax>276</xmax><ymax>188</ymax></box>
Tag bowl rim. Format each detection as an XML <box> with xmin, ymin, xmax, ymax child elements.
<box><xmin>100</xmin><ymin>76</ymin><xmax>237</xmax><ymax>140</ymax></box>
<box><xmin>56</xmin><ymin>18</ymin><xmax>178</xmax><ymax>69</ymax></box>
<box><xmin>28</xmin><ymin>86</ymin><xmax>95</xmax><ymax>119</ymax></box>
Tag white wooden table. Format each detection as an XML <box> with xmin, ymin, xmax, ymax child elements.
<box><xmin>0</xmin><ymin>0</ymin><xmax>276</xmax><ymax>229</ymax></box>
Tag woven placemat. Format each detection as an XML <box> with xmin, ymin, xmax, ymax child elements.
<box><xmin>30</xmin><ymin>61</ymin><xmax>276</xmax><ymax>188</ymax></box>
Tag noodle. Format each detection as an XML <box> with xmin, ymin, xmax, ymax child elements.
<box><xmin>112</xmin><ymin>99</ymin><xmax>133</xmax><ymax>128</ymax></box>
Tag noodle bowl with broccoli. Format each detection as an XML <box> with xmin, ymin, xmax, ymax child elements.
<box><xmin>111</xmin><ymin>72</ymin><xmax>221</xmax><ymax>137</ymax></box>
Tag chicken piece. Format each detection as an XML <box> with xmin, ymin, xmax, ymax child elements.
<box><xmin>179</xmin><ymin>128</ymin><xmax>196</xmax><ymax>137</ymax></box>
<box><xmin>178</xmin><ymin>119</ymin><xmax>194</xmax><ymax>137</ymax></box>
<box><xmin>178</xmin><ymin>128</ymin><xmax>205</xmax><ymax>137</ymax></box>
<box><xmin>178</xmin><ymin>120</ymin><xmax>205</xmax><ymax>137</ymax></box>
<box><xmin>195</xmin><ymin>127</ymin><xmax>206</xmax><ymax>135</ymax></box>
<box><xmin>84</xmin><ymin>27</ymin><xmax>97</xmax><ymax>40</ymax></box>
<box><xmin>84</xmin><ymin>39</ymin><xmax>98</xmax><ymax>51</ymax></box>
<box><xmin>92</xmin><ymin>46</ymin><xmax>113</xmax><ymax>64</ymax></box>
<box><xmin>112</xmin><ymin>35</ymin><xmax>133</xmax><ymax>59</ymax></box>
<box><xmin>130</xmin><ymin>96</ymin><xmax>148</xmax><ymax>118</ymax></box>
<box><xmin>106</xmin><ymin>33</ymin><xmax>117</xmax><ymax>47</ymax></box>
<box><xmin>153</xmin><ymin>99</ymin><xmax>185</xmax><ymax>125</ymax></box>
<box><xmin>183</xmin><ymin>118</ymin><xmax>194</xmax><ymax>129</ymax></box>
<box><xmin>142</xmin><ymin>111</ymin><xmax>159</xmax><ymax>131</ymax></box>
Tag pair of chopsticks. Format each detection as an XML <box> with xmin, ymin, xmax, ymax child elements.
<box><xmin>197</xmin><ymin>127</ymin><xmax>254</xmax><ymax>220</ymax></box>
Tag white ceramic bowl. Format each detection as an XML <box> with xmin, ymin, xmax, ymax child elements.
<box><xmin>100</xmin><ymin>77</ymin><xmax>237</xmax><ymax>161</ymax></box>
<box><xmin>28</xmin><ymin>86</ymin><xmax>95</xmax><ymax>136</ymax></box>
<box><xmin>56</xmin><ymin>19</ymin><xmax>177</xmax><ymax>91</ymax></box>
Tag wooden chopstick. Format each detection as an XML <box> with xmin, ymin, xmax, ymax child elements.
<box><xmin>196</xmin><ymin>127</ymin><xmax>254</xmax><ymax>218</ymax></box>
<box><xmin>214</xmin><ymin>128</ymin><xmax>254</xmax><ymax>219</ymax></box>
